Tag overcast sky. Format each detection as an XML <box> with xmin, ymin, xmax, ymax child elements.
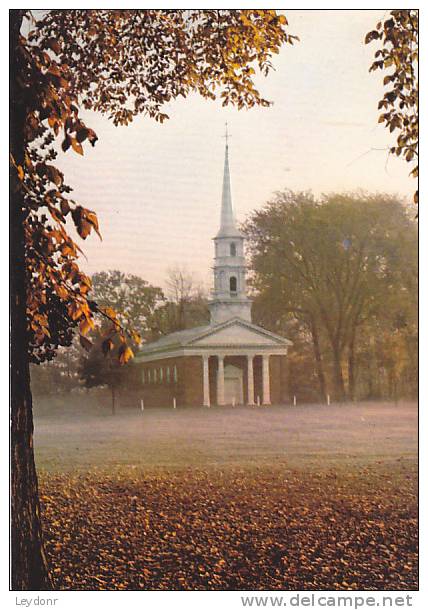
<box><xmin>53</xmin><ymin>9</ymin><xmax>414</xmax><ymax>291</ymax></box>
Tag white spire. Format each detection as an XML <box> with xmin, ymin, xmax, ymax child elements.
<box><xmin>217</xmin><ymin>136</ymin><xmax>242</xmax><ymax>238</ymax></box>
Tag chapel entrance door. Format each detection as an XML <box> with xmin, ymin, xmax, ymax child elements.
<box><xmin>224</xmin><ymin>364</ymin><xmax>243</xmax><ymax>405</ymax></box>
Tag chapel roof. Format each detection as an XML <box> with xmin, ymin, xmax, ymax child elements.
<box><xmin>135</xmin><ymin>317</ymin><xmax>291</xmax><ymax>361</ymax></box>
<box><xmin>137</xmin><ymin>324</ymin><xmax>211</xmax><ymax>354</ymax></box>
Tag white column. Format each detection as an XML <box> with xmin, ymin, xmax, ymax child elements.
<box><xmin>262</xmin><ymin>354</ymin><xmax>271</xmax><ymax>405</ymax></box>
<box><xmin>217</xmin><ymin>355</ymin><xmax>225</xmax><ymax>405</ymax></box>
<box><xmin>247</xmin><ymin>355</ymin><xmax>255</xmax><ymax>405</ymax></box>
<box><xmin>202</xmin><ymin>354</ymin><xmax>210</xmax><ymax>407</ymax></box>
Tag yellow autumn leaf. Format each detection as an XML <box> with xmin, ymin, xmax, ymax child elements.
<box><xmin>119</xmin><ymin>345</ymin><xmax>134</xmax><ymax>365</ymax></box>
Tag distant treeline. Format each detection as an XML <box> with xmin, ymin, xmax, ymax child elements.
<box><xmin>31</xmin><ymin>191</ymin><xmax>417</xmax><ymax>406</ymax></box>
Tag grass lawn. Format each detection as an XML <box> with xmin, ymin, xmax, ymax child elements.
<box><xmin>34</xmin><ymin>399</ymin><xmax>418</xmax><ymax>590</ymax></box>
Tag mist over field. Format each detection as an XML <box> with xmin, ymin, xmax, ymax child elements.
<box><xmin>33</xmin><ymin>398</ymin><xmax>418</xmax><ymax>590</ymax></box>
<box><xmin>33</xmin><ymin>397</ymin><xmax>417</xmax><ymax>472</ymax></box>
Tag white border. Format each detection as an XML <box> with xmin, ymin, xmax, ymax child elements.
<box><xmin>2</xmin><ymin>2</ymin><xmax>423</xmax><ymax>608</ymax></box>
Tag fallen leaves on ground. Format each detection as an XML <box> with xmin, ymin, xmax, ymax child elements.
<box><xmin>39</xmin><ymin>463</ymin><xmax>417</xmax><ymax>590</ymax></box>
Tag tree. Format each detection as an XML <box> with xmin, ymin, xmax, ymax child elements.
<box><xmin>160</xmin><ymin>266</ymin><xmax>209</xmax><ymax>334</ymax></box>
<box><xmin>90</xmin><ymin>270</ymin><xmax>164</xmax><ymax>340</ymax></box>
<box><xmin>365</xmin><ymin>10</ymin><xmax>418</xmax><ymax>204</ymax></box>
<box><xmin>10</xmin><ymin>9</ymin><xmax>296</xmax><ymax>588</ymax></box>
<box><xmin>30</xmin><ymin>338</ymin><xmax>82</xmax><ymax>397</ymax></box>
<box><xmin>244</xmin><ymin>191</ymin><xmax>417</xmax><ymax>401</ymax></box>
<box><xmin>31</xmin><ymin>271</ymin><xmax>164</xmax><ymax>397</ymax></box>
<box><xmin>250</xmin><ymin>251</ymin><xmax>328</xmax><ymax>403</ymax></box>
<box><xmin>79</xmin><ymin>336</ymin><xmax>128</xmax><ymax>415</ymax></box>
<box><xmin>351</xmin><ymin>280</ymin><xmax>417</xmax><ymax>401</ymax></box>
<box><xmin>79</xmin><ymin>271</ymin><xmax>164</xmax><ymax>411</ymax></box>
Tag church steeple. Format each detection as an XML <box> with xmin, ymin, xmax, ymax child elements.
<box><xmin>217</xmin><ymin>136</ymin><xmax>242</xmax><ymax>238</ymax></box>
<box><xmin>208</xmin><ymin>130</ymin><xmax>252</xmax><ymax>326</ymax></box>
<box><xmin>217</xmin><ymin>123</ymin><xmax>241</xmax><ymax>237</ymax></box>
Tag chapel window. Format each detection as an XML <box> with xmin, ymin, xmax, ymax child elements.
<box><xmin>230</xmin><ymin>242</ymin><xmax>236</xmax><ymax>257</ymax></box>
<box><xmin>166</xmin><ymin>367</ymin><xmax>170</xmax><ymax>382</ymax></box>
<box><xmin>160</xmin><ymin>367</ymin><xmax>164</xmax><ymax>382</ymax></box>
<box><xmin>153</xmin><ymin>368</ymin><xmax>157</xmax><ymax>383</ymax></box>
<box><xmin>173</xmin><ymin>365</ymin><xmax>178</xmax><ymax>382</ymax></box>
<box><xmin>230</xmin><ymin>276</ymin><xmax>237</xmax><ymax>295</ymax></box>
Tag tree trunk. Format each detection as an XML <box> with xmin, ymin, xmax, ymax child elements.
<box><xmin>309</xmin><ymin>317</ymin><xmax>327</xmax><ymax>402</ymax></box>
<box><xmin>10</xmin><ymin>10</ymin><xmax>52</xmax><ymax>590</ymax></box>
<box><xmin>332</xmin><ymin>345</ymin><xmax>346</xmax><ymax>401</ymax></box>
<box><xmin>347</xmin><ymin>333</ymin><xmax>356</xmax><ymax>402</ymax></box>
<box><xmin>10</xmin><ymin>342</ymin><xmax>51</xmax><ymax>590</ymax></box>
<box><xmin>369</xmin><ymin>336</ymin><xmax>381</xmax><ymax>399</ymax></box>
<box><xmin>111</xmin><ymin>385</ymin><xmax>116</xmax><ymax>415</ymax></box>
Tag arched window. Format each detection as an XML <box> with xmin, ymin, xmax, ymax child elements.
<box><xmin>230</xmin><ymin>276</ymin><xmax>237</xmax><ymax>294</ymax></box>
<box><xmin>230</xmin><ymin>242</ymin><xmax>236</xmax><ymax>256</ymax></box>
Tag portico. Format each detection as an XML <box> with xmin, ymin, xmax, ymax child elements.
<box><xmin>202</xmin><ymin>353</ymin><xmax>271</xmax><ymax>407</ymax></box>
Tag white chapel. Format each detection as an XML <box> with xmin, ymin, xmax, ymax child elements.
<box><xmin>135</xmin><ymin>137</ymin><xmax>291</xmax><ymax>407</ymax></box>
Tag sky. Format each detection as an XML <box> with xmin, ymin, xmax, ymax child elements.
<box><xmin>52</xmin><ymin>9</ymin><xmax>415</xmax><ymax>291</ymax></box>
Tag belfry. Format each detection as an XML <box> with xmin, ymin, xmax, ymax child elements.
<box><xmin>136</xmin><ymin>132</ymin><xmax>291</xmax><ymax>407</ymax></box>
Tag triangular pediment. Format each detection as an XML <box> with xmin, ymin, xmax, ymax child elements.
<box><xmin>187</xmin><ymin>318</ymin><xmax>291</xmax><ymax>347</ymax></box>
